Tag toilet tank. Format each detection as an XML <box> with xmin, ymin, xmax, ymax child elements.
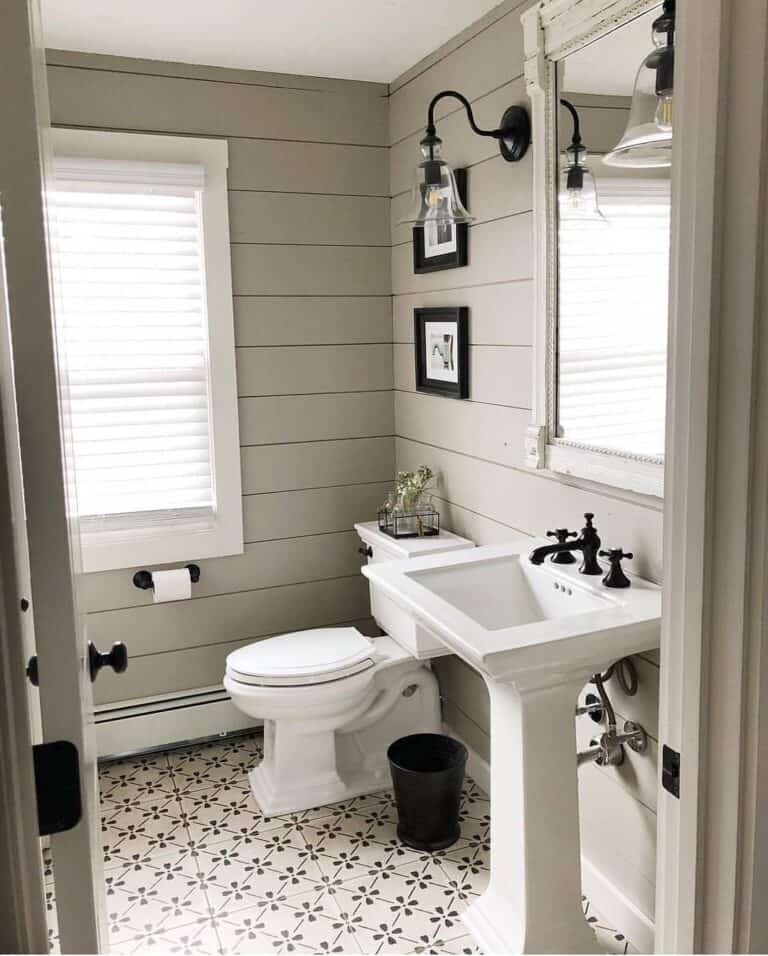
<box><xmin>354</xmin><ymin>521</ymin><xmax>474</xmax><ymax>659</ymax></box>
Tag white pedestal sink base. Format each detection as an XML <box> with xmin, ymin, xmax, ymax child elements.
<box><xmin>463</xmin><ymin>889</ymin><xmax>599</xmax><ymax>955</ymax></box>
<box><xmin>361</xmin><ymin>540</ymin><xmax>661</xmax><ymax>954</ymax></box>
<box><xmin>462</xmin><ymin>677</ymin><xmax>601</xmax><ymax>954</ymax></box>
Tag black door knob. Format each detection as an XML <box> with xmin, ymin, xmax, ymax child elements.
<box><xmin>88</xmin><ymin>641</ymin><xmax>129</xmax><ymax>683</ymax></box>
<box><xmin>358</xmin><ymin>545</ymin><xmax>373</xmax><ymax>559</ymax></box>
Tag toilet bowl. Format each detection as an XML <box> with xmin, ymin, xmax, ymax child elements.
<box><xmin>224</xmin><ymin>629</ymin><xmax>441</xmax><ymax>815</ymax></box>
<box><xmin>224</xmin><ymin>521</ymin><xmax>474</xmax><ymax>816</ymax></box>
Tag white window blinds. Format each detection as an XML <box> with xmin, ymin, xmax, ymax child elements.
<box><xmin>557</xmin><ymin>178</ymin><xmax>671</xmax><ymax>460</ymax></box>
<box><xmin>50</xmin><ymin>157</ymin><xmax>216</xmax><ymax>524</ymax></box>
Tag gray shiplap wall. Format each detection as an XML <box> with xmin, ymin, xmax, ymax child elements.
<box><xmin>46</xmin><ymin>50</ymin><xmax>393</xmax><ymax>706</ymax></box>
<box><xmin>388</xmin><ymin>0</ymin><xmax>662</xmax><ymax>933</ymax></box>
<box><xmin>48</xmin><ymin>20</ymin><xmax>662</xmax><ymax>937</ymax></box>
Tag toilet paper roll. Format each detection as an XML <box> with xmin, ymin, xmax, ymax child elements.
<box><xmin>151</xmin><ymin>568</ymin><xmax>192</xmax><ymax>603</ymax></box>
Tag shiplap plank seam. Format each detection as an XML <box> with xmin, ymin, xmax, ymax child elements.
<box><xmin>53</xmin><ymin>122</ymin><xmax>388</xmax><ymax>150</ymax></box>
<box><xmin>86</xmin><ymin>572</ymin><xmax>363</xmax><ymax>616</ymax></box>
<box><xmin>390</xmin><ymin>277</ymin><xmax>532</xmax><ymax>297</ymax></box>
<box><xmin>393</xmin><ymin>391</ymin><xmax>531</xmax><ymax>412</ymax></box>
<box><xmin>238</xmin><ymin>390</ymin><xmax>394</xmax><ymax>398</ymax></box>
<box><xmin>240</xmin><ymin>435</ymin><xmax>394</xmax><ymax>447</ymax></box>
<box><xmin>242</xmin><ymin>479</ymin><xmax>390</xmax><ymax>496</ymax></box>
<box><xmin>391</xmin><ymin>210</ymin><xmax>534</xmax><ymax>249</ymax></box>
<box><xmin>117</xmin><ymin>613</ymin><xmax>376</xmax><ymax>660</ymax></box>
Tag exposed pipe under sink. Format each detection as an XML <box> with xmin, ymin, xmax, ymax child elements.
<box><xmin>576</xmin><ymin>657</ymin><xmax>649</xmax><ymax>767</ymax></box>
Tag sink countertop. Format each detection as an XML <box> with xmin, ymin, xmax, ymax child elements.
<box><xmin>362</xmin><ymin>536</ymin><xmax>662</xmax><ymax>682</ymax></box>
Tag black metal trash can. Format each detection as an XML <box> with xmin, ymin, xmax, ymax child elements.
<box><xmin>387</xmin><ymin>733</ymin><xmax>468</xmax><ymax>851</ymax></box>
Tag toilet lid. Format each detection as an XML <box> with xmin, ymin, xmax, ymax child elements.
<box><xmin>225</xmin><ymin>627</ymin><xmax>376</xmax><ymax>686</ymax></box>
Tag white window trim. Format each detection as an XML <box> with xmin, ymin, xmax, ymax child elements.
<box><xmin>51</xmin><ymin>128</ymin><xmax>243</xmax><ymax>572</ymax></box>
<box><xmin>522</xmin><ymin>0</ymin><xmax>666</xmax><ymax>500</ymax></box>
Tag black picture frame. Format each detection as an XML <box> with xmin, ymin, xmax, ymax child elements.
<box><xmin>414</xmin><ymin>307</ymin><xmax>469</xmax><ymax>399</ymax></box>
<box><xmin>412</xmin><ymin>168</ymin><xmax>468</xmax><ymax>274</ymax></box>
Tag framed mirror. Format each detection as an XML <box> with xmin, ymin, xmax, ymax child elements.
<box><xmin>522</xmin><ymin>0</ymin><xmax>673</xmax><ymax>497</ymax></box>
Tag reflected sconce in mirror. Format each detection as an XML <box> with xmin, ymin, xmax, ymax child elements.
<box><xmin>604</xmin><ymin>0</ymin><xmax>675</xmax><ymax>168</ymax></box>
<box><xmin>399</xmin><ymin>90</ymin><xmax>530</xmax><ymax>228</ymax></box>
<box><xmin>559</xmin><ymin>99</ymin><xmax>607</xmax><ymax>224</ymax></box>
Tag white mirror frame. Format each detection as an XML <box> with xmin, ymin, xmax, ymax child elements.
<box><xmin>522</xmin><ymin>0</ymin><xmax>665</xmax><ymax>499</ymax></box>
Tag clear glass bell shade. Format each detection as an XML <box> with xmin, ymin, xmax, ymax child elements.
<box><xmin>559</xmin><ymin>147</ymin><xmax>607</xmax><ymax>224</ymax></box>
<box><xmin>604</xmin><ymin>11</ymin><xmax>674</xmax><ymax>168</ymax></box>
<box><xmin>399</xmin><ymin>140</ymin><xmax>474</xmax><ymax>227</ymax></box>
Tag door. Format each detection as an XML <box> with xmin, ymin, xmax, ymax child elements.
<box><xmin>0</xmin><ymin>231</ymin><xmax>49</xmax><ymax>956</ymax></box>
<box><xmin>656</xmin><ymin>1</ymin><xmax>768</xmax><ymax>952</ymax></box>
<box><xmin>0</xmin><ymin>0</ymin><xmax>106</xmax><ymax>951</ymax></box>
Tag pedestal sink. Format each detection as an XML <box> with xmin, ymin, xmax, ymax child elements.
<box><xmin>362</xmin><ymin>536</ymin><xmax>661</xmax><ymax>954</ymax></box>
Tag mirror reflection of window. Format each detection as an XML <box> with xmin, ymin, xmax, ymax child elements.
<box><xmin>558</xmin><ymin>176</ymin><xmax>670</xmax><ymax>458</ymax></box>
<box><xmin>556</xmin><ymin>6</ymin><xmax>671</xmax><ymax>463</ymax></box>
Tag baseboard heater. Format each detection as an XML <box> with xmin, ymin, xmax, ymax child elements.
<box><xmin>95</xmin><ymin>685</ymin><xmax>260</xmax><ymax>760</ymax></box>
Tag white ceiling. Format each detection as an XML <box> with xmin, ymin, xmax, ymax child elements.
<box><xmin>41</xmin><ymin>0</ymin><xmax>504</xmax><ymax>84</ymax></box>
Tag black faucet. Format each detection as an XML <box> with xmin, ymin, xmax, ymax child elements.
<box><xmin>529</xmin><ymin>513</ymin><xmax>603</xmax><ymax>575</ymax></box>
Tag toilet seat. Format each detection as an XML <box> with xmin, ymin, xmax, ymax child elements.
<box><xmin>226</xmin><ymin>627</ymin><xmax>376</xmax><ymax>687</ymax></box>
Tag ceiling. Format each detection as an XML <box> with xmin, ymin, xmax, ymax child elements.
<box><xmin>561</xmin><ymin>8</ymin><xmax>658</xmax><ymax>97</ymax></box>
<box><xmin>41</xmin><ymin>0</ymin><xmax>504</xmax><ymax>84</ymax></box>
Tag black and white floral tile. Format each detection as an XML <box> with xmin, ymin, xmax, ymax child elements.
<box><xmin>44</xmin><ymin>732</ymin><xmax>636</xmax><ymax>955</ymax></box>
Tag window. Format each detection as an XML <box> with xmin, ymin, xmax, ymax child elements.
<box><xmin>50</xmin><ymin>129</ymin><xmax>242</xmax><ymax>572</ymax></box>
<box><xmin>557</xmin><ymin>179</ymin><xmax>671</xmax><ymax>459</ymax></box>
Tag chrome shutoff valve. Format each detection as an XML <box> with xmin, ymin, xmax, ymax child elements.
<box><xmin>578</xmin><ymin>721</ymin><xmax>648</xmax><ymax>767</ymax></box>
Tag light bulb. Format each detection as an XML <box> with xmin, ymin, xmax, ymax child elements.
<box><xmin>655</xmin><ymin>94</ymin><xmax>673</xmax><ymax>132</ymax></box>
<box><xmin>564</xmin><ymin>187</ymin><xmax>585</xmax><ymax>211</ymax></box>
<box><xmin>425</xmin><ymin>185</ymin><xmax>443</xmax><ymax>208</ymax></box>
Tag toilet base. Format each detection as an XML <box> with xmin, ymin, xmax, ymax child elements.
<box><xmin>249</xmin><ymin>760</ymin><xmax>391</xmax><ymax>817</ymax></box>
<box><xmin>246</xmin><ymin>660</ymin><xmax>441</xmax><ymax>817</ymax></box>
<box><xmin>227</xmin><ymin>644</ymin><xmax>443</xmax><ymax>818</ymax></box>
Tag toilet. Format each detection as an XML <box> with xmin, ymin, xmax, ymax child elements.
<box><xmin>224</xmin><ymin>521</ymin><xmax>474</xmax><ymax>816</ymax></box>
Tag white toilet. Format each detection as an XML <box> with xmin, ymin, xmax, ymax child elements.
<box><xmin>224</xmin><ymin>521</ymin><xmax>474</xmax><ymax>816</ymax></box>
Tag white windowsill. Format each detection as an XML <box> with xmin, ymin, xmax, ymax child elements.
<box><xmin>545</xmin><ymin>442</ymin><xmax>664</xmax><ymax>499</ymax></box>
<box><xmin>79</xmin><ymin>510</ymin><xmax>242</xmax><ymax>573</ymax></box>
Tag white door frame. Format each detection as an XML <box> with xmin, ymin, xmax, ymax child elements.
<box><xmin>0</xmin><ymin>0</ymin><xmax>105</xmax><ymax>951</ymax></box>
<box><xmin>657</xmin><ymin>0</ymin><xmax>768</xmax><ymax>952</ymax></box>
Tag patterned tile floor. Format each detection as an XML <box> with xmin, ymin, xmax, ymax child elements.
<box><xmin>45</xmin><ymin>731</ymin><xmax>635</xmax><ymax>954</ymax></box>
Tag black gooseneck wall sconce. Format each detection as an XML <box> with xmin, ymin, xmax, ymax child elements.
<box><xmin>400</xmin><ymin>91</ymin><xmax>531</xmax><ymax>228</ymax></box>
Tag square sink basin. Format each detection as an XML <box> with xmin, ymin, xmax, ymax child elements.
<box><xmin>362</xmin><ymin>536</ymin><xmax>661</xmax><ymax>682</ymax></box>
<box><xmin>408</xmin><ymin>555</ymin><xmax>615</xmax><ymax>631</ymax></box>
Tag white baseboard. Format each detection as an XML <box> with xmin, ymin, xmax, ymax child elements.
<box><xmin>581</xmin><ymin>857</ymin><xmax>655</xmax><ymax>954</ymax></box>
<box><xmin>96</xmin><ymin>687</ymin><xmax>260</xmax><ymax>759</ymax></box>
<box><xmin>444</xmin><ymin>721</ymin><xmax>655</xmax><ymax>954</ymax></box>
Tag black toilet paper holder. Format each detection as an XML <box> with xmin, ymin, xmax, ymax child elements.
<box><xmin>133</xmin><ymin>564</ymin><xmax>201</xmax><ymax>591</ymax></box>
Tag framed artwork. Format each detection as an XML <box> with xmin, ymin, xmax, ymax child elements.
<box><xmin>412</xmin><ymin>168</ymin><xmax>468</xmax><ymax>274</ymax></box>
<box><xmin>414</xmin><ymin>307</ymin><xmax>469</xmax><ymax>399</ymax></box>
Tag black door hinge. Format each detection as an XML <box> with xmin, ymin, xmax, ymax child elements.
<box><xmin>33</xmin><ymin>741</ymin><xmax>82</xmax><ymax>836</ymax></box>
<box><xmin>662</xmin><ymin>744</ymin><xmax>680</xmax><ymax>798</ymax></box>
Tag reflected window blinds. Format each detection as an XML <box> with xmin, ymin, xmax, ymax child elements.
<box><xmin>557</xmin><ymin>178</ymin><xmax>671</xmax><ymax>460</ymax></box>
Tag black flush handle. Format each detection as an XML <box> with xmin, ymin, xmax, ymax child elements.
<box><xmin>88</xmin><ymin>640</ymin><xmax>128</xmax><ymax>683</ymax></box>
